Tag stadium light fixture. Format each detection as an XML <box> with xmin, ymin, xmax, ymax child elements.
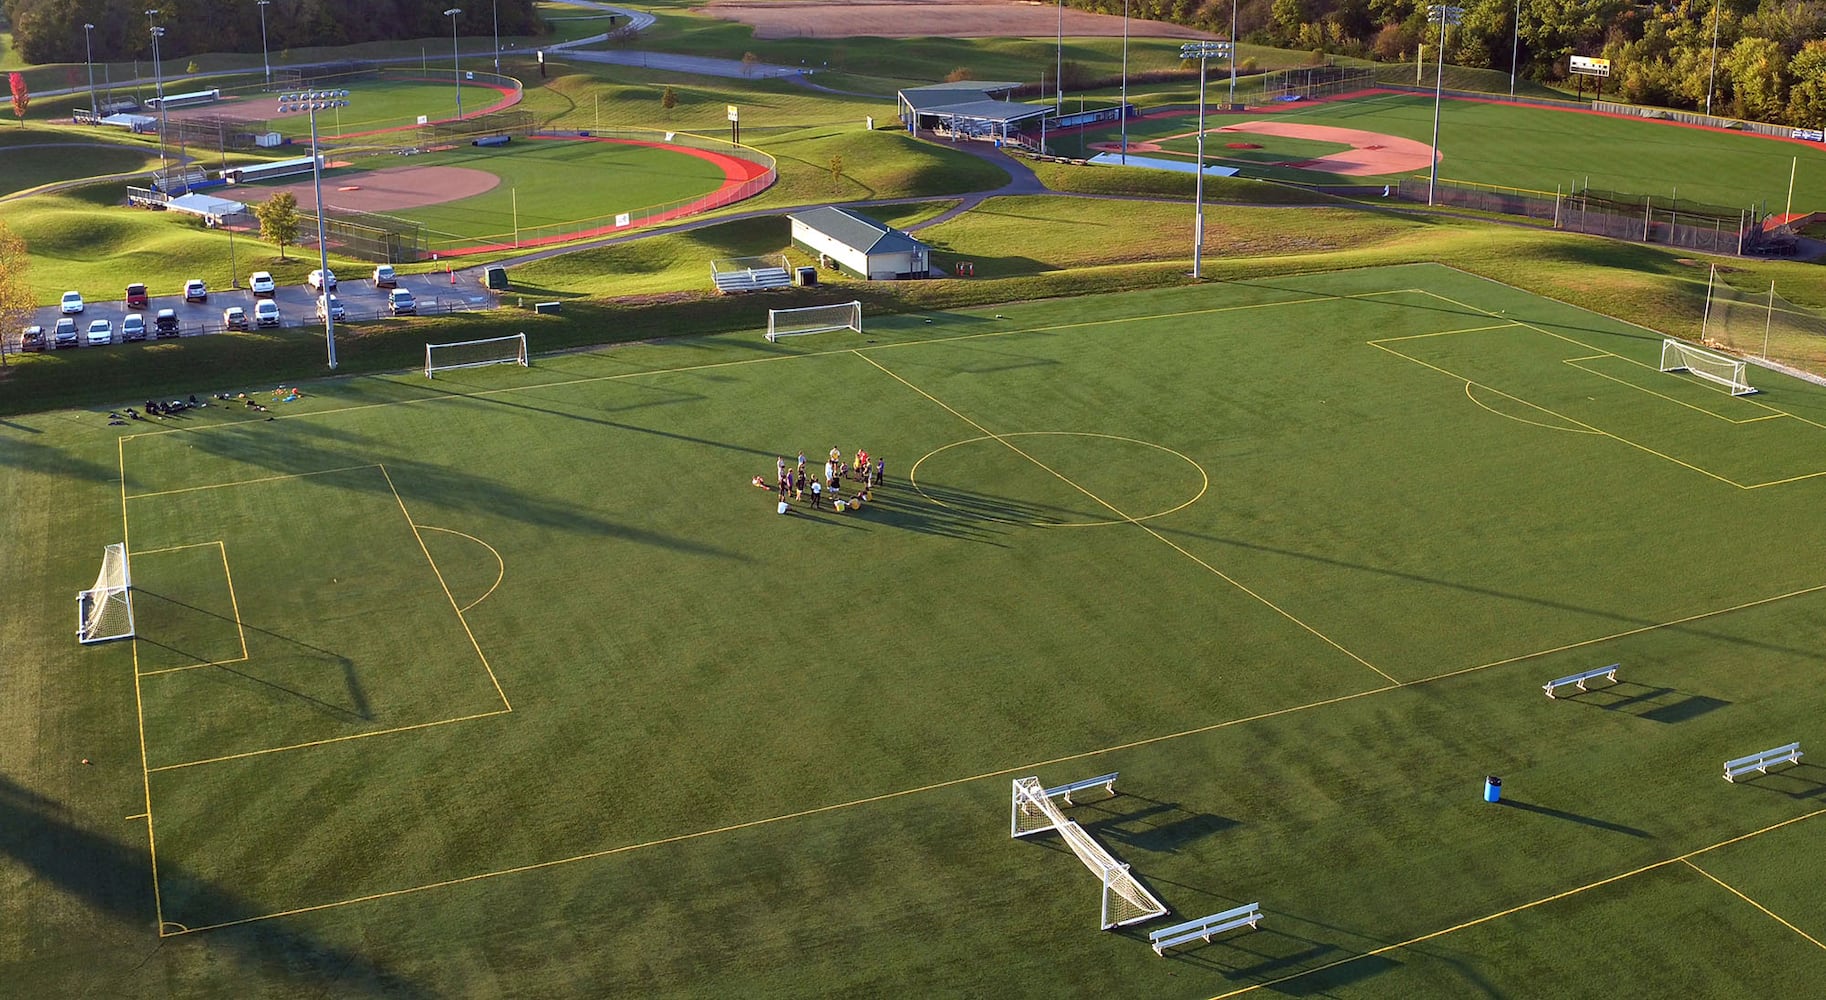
<box><xmin>1426</xmin><ymin>5</ymin><xmax>1464</xmax><ymax>207</ymax></box>
<box><xmin>1705</xmin><ymin>0</ymin><xmax>1720</xmax><ymax>116</ymax></box>
<box><xmin>146</xmin><ymin>13</ymin><xmax>168</xmax><ymax>172</ymax></box>
<box><xmin>276</xmin><ymin>89</ymin><xmax>352</xmax><ymax>371</ymax></box>
<box><xmin>1120</xmin><ymin>0</ymin><xmax>1128</xmax><ymax>164</ymax></box>
<box><xmin>1180</xmin><ymin>40</ymin><xmax>1230</xmax><ymax>279</ymax></box>
<box><xmin>257</xmin><ymin>1</ymin><xmax>272</xmax><ymax>84</ymax></box>
<box><xmin>493</xmin><ymin>0</ymin><xmax>501</xmax><ymax>74</ymax></box>
<box><xmin>82</xmin><ymin>23</ymin><xmax>98</xmax><ymax>120</ymax></box>
<box><xmin>1508</xmin><ymin>0</ymin><xmax>1519</xmax><ymax>97</ymax></box>
<box><xmin>445</xmin><ymin>8</ymin><xmax>464</xmax><ymax>120</ymax></box>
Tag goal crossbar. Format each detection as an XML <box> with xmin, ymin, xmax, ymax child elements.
<box><xmin>426</xmin><ymin>332</ymin><xmax>529</xmax><ymax>378</ymax></box>
<box><xmin>1012</xmin><ymin>776</ymin><xmax>1167</xmax><ymax>929</ymax></box>
<box><xmin>77</xmin><ymin>542</ymin><xmax>134</xmax><ymax>644</ymax></box>
<box><xmin>1660</xmin><ymin>338</ymin><xmax>1756</xmax><ymax>395</ymax></box>
<box><xmin>766</xmin><ymin>300</ymin><xmax>862</xmax><ymax>343</ymax></box>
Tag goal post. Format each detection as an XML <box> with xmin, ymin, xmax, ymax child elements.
<box><xmin>426</xmin><ymin>332</ymin><xmax>529</xmax><ymax>378</ymax></box>
<box><xmin>1660</xmin><ymin>338</ymin><xmax>1756</xmax><ymax>395</ymax></box>
<box><xmin>77</xmin><ymin>543</ymin><xmax>134</xmax><ymax>644</ymax></box>
<box><xmin>766</xmin><ymin>300</ymin><xmax>862</xmax><ymax>343</ymax></box>
<box><xmin>1011</xmin><ymin>776</ymin><xmax>1168</xmax><ymax>929</ymax></box>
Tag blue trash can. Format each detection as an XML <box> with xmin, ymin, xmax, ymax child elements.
<box><xmin>1483</xmin><ymin>776</ymin><xmax>1502</xmax><ymax>803</ymax></box>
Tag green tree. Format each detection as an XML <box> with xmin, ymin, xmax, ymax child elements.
<box><xmin>1787</xmin><ymin>41</ymin><xmax>1826</xmax><ymax>128</ymax></box>
<box><xmin>1723</xmin><ymin>35</ymin><xmax>1786</xmax><ymax>121</ymax></box>
<box><xmin>254</xmin><ymin>192</ymin><xmax>301</xmax><ymax>261</ymax></box>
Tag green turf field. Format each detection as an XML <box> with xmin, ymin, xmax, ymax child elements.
<box><xmin>9</xmin><ymin>263</ymin><xmax>1826</xmax><ymax>996</ymax></box>
<box><xmin>1064</xmin><ymin>94</ymin><xmax>1826</xmax><ymax>210</ymax></box>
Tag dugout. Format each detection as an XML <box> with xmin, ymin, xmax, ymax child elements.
<box><xmin>898</xmin><ymin>82</ymin><xmax>1049</xmax><ymax>142</ymax></box>
<box><xmin>788</xmin><ymin>207</ymin><xmax>930</xmax><ymax>281</ymax></box>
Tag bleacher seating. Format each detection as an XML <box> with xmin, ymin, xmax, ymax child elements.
<box><xmin>711</xmin><ymin>266</ymin><xmax>792</xmax><ymax>294</ymax></box>
<box><xmin>1543</xmin><ymin>664</ymin><xmax>1619</xmax><ymax>698</ymax></box>
<box><xmin>1723</xmin><ymin>742</ymin><xmax>1801</xmax><ymax>782</ymax></box>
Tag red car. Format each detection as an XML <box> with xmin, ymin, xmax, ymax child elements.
<box><xmin>125</xmin><ymin>282</ymin><xmax>149</xmax><ymax>309</ymax></box>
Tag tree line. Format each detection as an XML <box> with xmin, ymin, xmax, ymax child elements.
<box><xmin>2</xmin><ymin>0</ymin><xmax>542</xmax><ymax>64</ymax></box>
<box><xmin>1071</xmin><ymin>0</ymin><xmax>1826</xmax><ymax>126</ymax></box>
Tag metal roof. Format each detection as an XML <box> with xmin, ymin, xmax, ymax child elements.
<box><xmin>789</xmin><ymin>206</ymin><xmax>929</xmax><ymax>256</ymax></box>
<box><xmin>898</xmin><ymin>81</ymin><xmax>1025</xmax><ymax>112</ymax></box>
<box><xmin>917</xmin><ymin>99</ymin><xmax>1050</xmax><ymax>124</ymax></box>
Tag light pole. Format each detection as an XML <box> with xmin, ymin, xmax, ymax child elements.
<box><xmin>1705</xmin><ymin>0</ymin><xmax>1721</xmax><ymax>116</ymax></box>
<box><xmin>1426</xmin><ymin>5</ymin><xmax>1463</xmax><ymax>207</ymax></box>
<box><xmin>277</xmin><ymin>89</ymin><xmax>350</xmax><ymax>370</ymax></box>
<box><xmin>257</xmin><ymin>0</ymin><xmax>272</xmax><ymax>84</ymax></box>
<box><xmin>1229</xmin><ymin>0</ymin><xmax>1238</xmax><ymax>107</ymax></box>
<box><xmin>147</xmin><ymin>12</ymin><xmax>169</xmax><ymax>172</ymax></box>
<box><xmin>445</xmin><ymin>8</ymin><xmax>464</xmax><ymax>120</ymax></box>
<box><xmin>1120</xmin><ymin>0</ymin><xmax>1128</xmax><ymax>163</ymax></box>
<box><xmin>492</xmin><ymin>0</ymin><xmax>501</xmax><ymax>73</ymax></box>
<box><xmin>1181</xmin><ymin>40</ymin><xmax>1230</xmax><ymax>279</ymax></box>
<box><xmin>82</xmin><ymin>23</ymin><xmax>98</xmax><ymax>118</ymax></box>
<box><xmin>1055</xmin><ymin>0</ymin><xmax>1063</xmax><ymax>114</ymax></box>
<box><xmin>1509</xmin><ymin>0</ymin><xmax>1520</xmax><ymax>97</ymax></box>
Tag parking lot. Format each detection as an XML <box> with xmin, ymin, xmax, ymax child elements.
<box><xmin>15</xmin><ymin>269</ymin><xmax>498</xmax><ymax>350</ymax></box>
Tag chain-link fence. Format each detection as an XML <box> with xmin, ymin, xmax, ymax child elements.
<box><xmin>1396</xmin><ymin>178</ymin><xmax>1768</xmax><ymax>256</ymax></box>
<box><xmin>1701</xmin><ymin>276</ymin><xmax>1826</xmax><ymax>385</ymax></box>
<box><xmin>1261</xmin><ymin>66</ymin><xmax>1377</xmax><ymax>101</ymax></box>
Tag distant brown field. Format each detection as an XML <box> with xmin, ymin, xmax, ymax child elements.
<box><xmin>701</xmin><ymin>0</ymin><xmax>1214</xmax><ymax>39</ymax></box>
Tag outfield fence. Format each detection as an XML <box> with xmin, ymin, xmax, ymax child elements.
<box><xmin>1396</xmin><ymin>177</ymin><xmax>1769</xmax><ymax>256</ymax></box>
<box><xmin>297</xmin><ymin>205</ymin><xmax>431</xmax><ymax>263</ymax></box>
<box><xmin>1591</xmin><ymin>100</ymin><xmax>1815</xmax><ymax>141</ymax></box>
<box><xmin>1262</xmin><ymin>66</ymin><xmax>1377</xmax><ymax>102</ymax></box>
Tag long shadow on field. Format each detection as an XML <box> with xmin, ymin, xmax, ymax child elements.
<box><xmin>1560</xmin><ymin>682</ymin><xmax>1733</xmax><ymax>725</ymax></box>
<box><xmin>0</xmin><ymin>775</ymin><xmax>427</xmax><ymax>996</ymax></box>
<box><xmin>0</xmin><ymin>432</ymin><xmax>120</xmax><ymax>484</ymax></box>
<box><xmin>1155</xmin><ymin>527</ymin><xmax>1826</xmax><ymax>664</ymax></box>
<box><xmin>1737</xmin><ymin>762</ymin><xmax>1826</xmax><ymax>800</ymax></box>
<box><xmin>166</xmin><ymin>418</ymin><xmax>747</xmax><ymax>561</ymax></box>
<box><xmin>1223</xmin><ymin>276</ymin><xmax>1663</xmax><ymax>344</ymax></box>
<box><xmin>1498</xmin><ymin>798</ymin><xmax>1654</xmax><ymax>838</ymax></box>
<box><xmin>1077</xmin><ymin>794</ymin><xmax>1241</xmax><ymax>854</ymax></box>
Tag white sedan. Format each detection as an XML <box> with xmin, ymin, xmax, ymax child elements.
<box><xmin>60</xmin><ymin>290</ymin><xmax>85</xmax><ymax>314</ymax></box>
<box><xmin>249</xmin><ymin>271</ymin><xmax>276</xmax><ymax>296</ymax></box>
<box><xmin>85</xmin><ymin>318</ymin><xmax>113</xmax><ymax>345</ymax></box>
<box><xmin>308</xmin><ymin>269</ymin><xmax>338</xmax><ymax>291</ymax></box>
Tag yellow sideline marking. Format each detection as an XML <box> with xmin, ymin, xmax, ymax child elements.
<box><xmin>854</xmin><ymin>351</ymin><xmax>1398</xmax><ymax>687</ymax></box>
<box><xmin>381</xmin><ymin>466</ymin><xmax>512</xmax><ymax>711</ymax></box>
<box><xmin>125</xmin><ymin>463</ymin><xmax>381</xmax><ymax>500</ymax></box>
<box><xmin>1683</xmin><ymin>859</ymin><xmax>1826</xmax><ymax>952</ymax></box>
<box><xmin>147</xmin><ymin>710</ymin><xmax>512</xmax><ymax>773</ymax></box>
<box><xmin>1563</xmin><ymin>358</ymin><xmax>1788</xmax><ymax>424</ymax></box>
<box><xmin>1364</xmin><ymin>321</ymin><xmax>1521</xmax><ymax>343</ymax></box>
<box><xmin>116</xmin><ymin>287</ymin><xmax>1428</xmax><ymax>440</ymax></box>
<box><xmin>119</xmin><ymin>437</ymin><xmax>168</xmax><ymax>935</ymax></box>
<box><xmin>412</xmin><ymin>525</ymin><xmax>508</xmax><ymax>613</ymax></box>
<box><xmin>1203</xmin><ymin>809</ymin><xmax>1826</xmax><ymax>999</ymax></box>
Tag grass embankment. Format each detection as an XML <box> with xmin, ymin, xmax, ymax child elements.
<box><xmin>1022</xmin><ymin>158</ymin><xmax>1345</xmax><ymax>202</ymax></box>
<box><xmin>7</xmin><ymin>202</ymin><xmax>1820</xmax><ymax>417</ymax></box>
<box><xmin>0</xmin><ymin>141</ymin><xmax>164</xmax><ymax>197</ymax></box>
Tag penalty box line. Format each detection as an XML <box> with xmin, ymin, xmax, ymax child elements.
<box><xmin>1681</xmin><ymin>858</ymin><xmax>1826</xmax><ymax>954</ymax></box>
<box><xmin>133</xmin><ymin>540</ymin><xmax>253</xmax><ymax>677</ymax></box>
<box><xmin>159</xmin><ymin>577</ymin><xmax>1826</xmax><ymax>936</ymax></box>
<box><xmin>849</xmin><ymin>350</ymin><xmax>1399</xmax><ymax>687</ymax></box>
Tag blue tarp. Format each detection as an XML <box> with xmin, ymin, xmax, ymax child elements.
<box><xmin>1085</xmin><ymin>153</ymin><xmax>1240</xmax><ymax>177</ymax></box>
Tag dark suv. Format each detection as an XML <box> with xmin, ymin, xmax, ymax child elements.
<box><xmin>21</xmin><ymin>325</ymin><xmax>46</xmax><ymax>352</ymax></box>
<box><xmin>154</xmin><ymin>309</ymin><xmax>181</xmax><ymax>338</ymax></box>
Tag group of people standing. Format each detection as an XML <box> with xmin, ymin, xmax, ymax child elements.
<box><xmin>756</xmin><ymin>447</ymin><xmax>886</xmax><ymax>512</ymax></box>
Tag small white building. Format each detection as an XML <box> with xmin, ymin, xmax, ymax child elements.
<box><xmin>788</xmin><ymin>206</ymin><xmax>931</xmax><ymax>281</ymax></box>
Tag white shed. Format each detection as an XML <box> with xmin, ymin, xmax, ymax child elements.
<box><xmin>788</xmin><ymin>206</ymin><xmax>931</xmax><ymax>281</ymax></box>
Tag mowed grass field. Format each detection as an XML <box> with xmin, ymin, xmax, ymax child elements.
<box><xmin>1064</xmin><ymin>93</ymin><xmax>1826</xmax><ymax>209</ymax></box>
<box><xmin>9</xmin><ymin>264</ymin><xmax>1826</xmax><ymax>996</ymax></box>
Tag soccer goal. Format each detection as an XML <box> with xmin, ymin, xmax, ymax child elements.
<box><xmin>1660</xmin><ymin>338</ymin><xmax>1757</xmax><ymax>396</ymax></box>
<box><xmin>766</xmin><ymin>300</ymin><xmax>862</xmax><ymax>343</ymax></box>
<box><xmin>426</xmin><ymin>332</ymin><xmax>529</xmax><ymax>378</ymax></box>
<box><xmin>77</xmin><ymin>543</ymin><xmax>134</xmax><ymax>644</ymax></box>
<box><xmin>1012</xmin><ymin>776</ymin><xmax>1168</xmax><ymax>929</ymax></box>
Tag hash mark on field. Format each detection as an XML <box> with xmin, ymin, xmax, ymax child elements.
<box><xmin>1683</xmin><ymin>859</ymin><xmax>1826</xmax><ymax>952</ymax></box>
<box><xmin>852</xmin><ymin>350</ymin><xmax>1399</xmax><ymax>686</ymax></box>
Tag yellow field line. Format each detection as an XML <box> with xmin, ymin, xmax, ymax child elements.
<box><xmin>1563</xmin><ymin>358</ymin><xmax>1778</xmax><ymax>425</ymax></box>
<box><xmin>118</xmin><ymin>288</ymin><xmax>1429</xmax><ymax>439</ymax></box>
<box><xmin>1363</xmin><ymin>321</ymin><xmax>1521</xmax><ymax>344</ymax></box>
<box><xmin>1747</xmin><ymin>469</ymin><xmax>1826</xmax><ymax>489</ymax></box>
<box><xmin>119</xmin><ymin>437</ymin><xmax>167</xmax><ymax>933</ymax></box>
<box><xmin>380</xmin><ymin>466</ymin><xmax>512</xmax><ymax>712</ymax></box>
<box><xmin>853</xmin><ymin>350</ymin><xmax>1399</xmax><ymax>687</ymax></box>
<box><xmin>1683</xmin><ymin>859</ymin><xmax>1826</xmax><ymax>952</ymax></box>
<box><xmin>147</xmin><ymin>710</ymin><xmax>512</xmax><ymax>773</ymax></box>
<box><xmin>137</xmin><ymin>656</ymin><xmax>252</xmax><ymax>678</ymax></box>
<box><xmin>1462</xmin><ymin>383</ymin><xmax>1603</xmax><ymax>435</ymax></box>
<box><xmin>1205</xmin><ymin>808</ymin><xmax>1826</xmax><ymax>999</ymax></box>
<box><xmin>1370</xmin><ymin>341</ymin><xmax>1750</xmax><ymax>490</ymax></box>
<box><xmin>126</xmin><ymin>463</ymin><xmax>381</xmax><ymax>500</ymax></box>
<box><xmin>412</xmin><ymin>525</ymin><xmax>508</xmax><ymax>613</ymax></box>
<box><xmin>218</xmin><ymin>541</ymin><xmax>250</xmax><ymax>663</ymax></box>
<box><xmin>132</xmin><ymin>541</ymin><xmax>227</xmax><ymax>556</ymax></box>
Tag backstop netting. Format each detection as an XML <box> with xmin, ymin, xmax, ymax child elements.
<box><xmin>767</xmin><ymin>301</ymin><xmax>862</xmax><ymax>342</ymax></box>
<box><xmin>300</xmin><ymin>207</ymin><xmax>429</xmax><ymax>264</ymax></box>
<box><xmin>1261</xmin><ymin>65</ymin><xmax>1376</xmax><ymax>100</ymax></box>
<box><xmin>77</xmin><ymin>543</ymin><xmax>134</xmax><ymax>644</ymax></box>
<box><xmin>427</xmin><ymin>333</ymin><xmax>529</xmax><ymax>377</ymax></box>
<box><xmin>1011</xmin><ymin>776</ymin><xmax>1167</xmax><ymax>929</ymax></box>
<box><xmin>1701</xmin><ymin>277</ymin><xmax>1826</xmax><ymax>385</ymax></box>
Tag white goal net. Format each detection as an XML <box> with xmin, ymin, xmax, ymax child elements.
<box><xmin>1011</xmin><ymin>776</ymin><xmax>1168</xmax><ymax>929</ymax></box>
<box><xmin>1660</xmin><ymin>338</ymin><xmax>1756</xmax><ymax>396</ymax></box>
<box><xmin>77</xmin><ymin>543</ymin><xmax>134</xmax><ymax>644</ymax></box>
<box><xmin>766</xmin><ymin>300</ymin><xmax>862</xmax><ymax>343</ymax></box>
<box><xmin>426</xmin><ymin>333</ymin><xmax>529</xmax><ymax>378</ymax></box>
